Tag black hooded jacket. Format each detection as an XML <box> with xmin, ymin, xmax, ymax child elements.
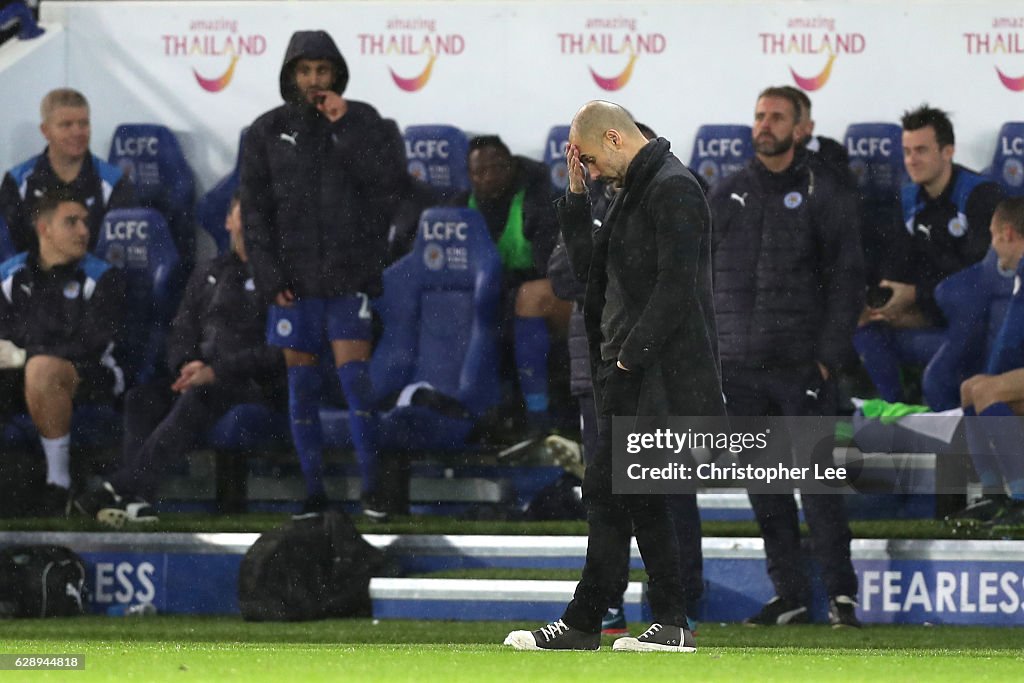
<box><xmin>240</xmin><ymin>31</ymin><xmax>407</xmax><ymax>301</ymax></box>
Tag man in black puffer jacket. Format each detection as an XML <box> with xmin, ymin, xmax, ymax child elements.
<box><xmin>709</xmin><ymin>86</ymin><xmax>864</xmax><ymax>628</ymax></box>
<box><xmin>240</xmin><ymin>30</ymin><xmax>407</xmax><ymax>518</ymax></box>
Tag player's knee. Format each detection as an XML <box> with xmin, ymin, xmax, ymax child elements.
<box><xmin>24</xmin><ymin>355</ymin><xmax>77</xmax><ymax>394</ymax></box>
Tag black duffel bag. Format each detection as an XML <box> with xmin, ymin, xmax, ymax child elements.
<box><xmin>0</xmin><ymin>545</ymin><xmax>87</xmax><ymax>618</ymax></box>
<box><xmin>238</xmin><ymin>511</ymin><xmax>384</xmax><ymax>621</ymax></box>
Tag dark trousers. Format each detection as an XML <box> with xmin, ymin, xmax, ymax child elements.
<box><xmin>562</xmin><ymin>362</ymin><xmax>687</xmax><ymax>632</ymax></box>
<box><xmin>578</xmin><ymin>391</ymin><xmax>704</xmax><ymax>615</ymax></box>
<box><xmin>722</xmin><ymin>364</ymin><xmax>858</xmax><ymax>604</ymax></box>
<box><xmin>109</xmin><ymin>380</ymin><xmax>264</xmax><ymax>500</ymax></box>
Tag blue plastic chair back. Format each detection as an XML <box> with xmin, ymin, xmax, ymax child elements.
<box><xmin>371</xmin><ymin>206</ymin><xmax>502</xmax><ymax>413</ymax></box>
<box><xmin>108</xmin><ymin>124</ymin><xmax>196</xmax><ymax>259</ymax></box>
<box><xmin>987</xmin><ymin>122</ymin><xmax>1024</xmax><ymax>197</ymax></box>
<box><xmin>95</xmin><ymin>208</ymin><xmax>180</xmax><ymax>386</ymax></box>
<box><xmin>544</xmin><ymin>125</ymin><xmax>571</xmax><ymax>193</ymax></box>
<box><xmin>688</xmin><ymin>125</ymin><xmax>753</xmax><ymax>188</ymax></box>
<box><xmin>844</xmin><ymin>122</ymin><xmax>906</xmax><ymax>201</ymax></box>
<box><xmin>403</xmin><ymin>125</ymin><xmax>470</xmax><ymax>192</ymax></box>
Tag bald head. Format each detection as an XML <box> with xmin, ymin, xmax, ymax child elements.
<box><xmin>568</xmin><ymin>100</ymin><xmax>652</xmax><ymax>187</ymax></box>
<box><xmin>570</xmin><ymin>100</ymin><xmax>645</xmax><ymax>147</ymax></box>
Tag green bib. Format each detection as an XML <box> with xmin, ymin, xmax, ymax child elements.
<box><xmin>469</xmin><ymin>189</ymin><xmax>533</xmax><ymax>271</ymax></box>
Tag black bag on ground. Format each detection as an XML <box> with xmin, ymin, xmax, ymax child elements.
<box><xmin>238</xmin><ymin>511</ymin><xmax>384</xmax><ymax>621</ymax></box>
<box><xmin>0</xmin><ymin>545</ymin><xmax>87</xmax><ymax>618</ymax></box>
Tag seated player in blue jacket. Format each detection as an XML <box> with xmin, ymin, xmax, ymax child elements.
<box><xmin>951</xmin><ymin>197</ymin><xmax>1024</xmax><ymax>529</ymax></box>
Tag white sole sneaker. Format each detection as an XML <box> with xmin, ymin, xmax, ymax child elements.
<box><xmin>612</xmin><ymin>636</ymin><xmax>696</xmax><ymax>653</ymax></box>
<box><xmin>96</xmin><ymin>508</ymin><xmax>127</xmax><ymax>529</ymax></box>
<box><xmin>503</xmin><ymin>630</ymin><xmax>541</xmax><ymax>650</ymax></box>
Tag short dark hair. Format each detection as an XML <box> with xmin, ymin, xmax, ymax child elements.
<box><xmin>756</xmin><ymin>86</ymin><xmax>803</xmax><ymax>123</ymax></box>
<box><xmin>33</xmin><ymin>187</ymin><xmax>87</xmax><ymax>224</ymax></box>
<box><xmin>229</xmin><ymin>188</ymin><xmax>241</xmax><ymax>211</ymax></box>
<box><xmin>468</xmin><ymin>135</ymin><xmax>511</xmax><ymax>159</ymax></box>
<box><xmin>779</xmin><ymin>86</ymin><xmax>811</xmax><ymax>116</ymax></box>
<box><xmin>901</xmin><ymin>104</ymin><xmax>955</xmax><ymax>147</ymax></box>
<box><xmin>994</xmin><ymin>197</ymin><xmax>1024</xmax><ymax>237</ymax></box>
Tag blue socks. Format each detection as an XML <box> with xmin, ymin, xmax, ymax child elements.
<box><xmin>515</xmin><ymin>316</ymin><xmax>550</xmax><ymax>423</ymax></box>
<box><xmin>288</xmin><ymin>366</ymin><xmax>325</xmax><ymax>498</ymax></box>
<box><xmin>337</xmin><ymin>361</ymin><xmax>379</xmax><ymax>497</ymax></box>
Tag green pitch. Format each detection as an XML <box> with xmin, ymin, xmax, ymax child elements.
<box><xmin>2</xmin><ymin>617</ymin><xmax>1023</xmax><ymax>682</ymax></box>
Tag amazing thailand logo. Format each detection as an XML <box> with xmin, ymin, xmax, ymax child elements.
<box><xmin>758</xmin><ymin>16</ymin><xmax>866</xmax><ymax>92</ymax></box>
<box><xmin>963</xmin><ymin>17</ymin><xmax>1024</xmax><ymax>92</ymax></box>
<box><xmin>557</xmin><ymin>17</ymin><xmax>666</xmax><ymax>91</ymax></box>
<box><xmin>358</xmin><ymin>18</ymin><xmax>465</xmax><ymax>92</ymax></box>
<box><xmin>161</xmin><ymin>18</ymin><xmax>267</xmax><ymax>92</ymax></box>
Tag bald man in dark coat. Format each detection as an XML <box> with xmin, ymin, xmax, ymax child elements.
<box><xmin>505</xmin><ymin>101</ymin><xmax>725</xmax><ymax>653</ymax></box>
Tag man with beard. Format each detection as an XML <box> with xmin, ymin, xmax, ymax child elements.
<box><xmin>240</xmin><ymin>30</ymin><xmax>406</xmax><ymax>518</ymax></box>
<box><xmin>708</xmin><ymin>86</ymin><xmax>864</xmax><ymax>627</ymax></box>
<box><xmin>505</xmin><ymin>100</ymin><xmax>723</xmax><ymax>652</ymax></box>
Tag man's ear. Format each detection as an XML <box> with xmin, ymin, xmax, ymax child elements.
<box><xmin>35</xmin><ymin>216</ymin><xmax>49</xmax><ymax>242</ymax></box>
<box><xmin>941</xmin><ymin>144</ymin><xmax>955</xmax><ymax>163</ymax></box>
<box><xmin>605</xmin><ymin>129</ymin><xmax>621</xmax><ymax>148</ymax></box>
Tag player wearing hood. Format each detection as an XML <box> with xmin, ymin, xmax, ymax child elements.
<box><xmin>240</xmin><ymin>30</ymin><xmax>407</xmax><ymax>518</ymax></box>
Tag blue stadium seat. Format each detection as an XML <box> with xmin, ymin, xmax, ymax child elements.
<box><xmin>195</xmin><ymin>129</ymin><xmax>246</xmax><ymax>253</ymax></box>
<box><xmin>688</xmin><ymin>125</ymin><xmax>753</xmax><ymax>187</ymax></box>
<box><xmin>0</xmin><ymin>214</ymin><xmax>14</xmax><ymax>261</ymax></box>
<box><xmin>844</xmin><ymin>122</ymin><xmax>906</xmax><ymax>284</ymax></box>
<box><xmin>923</xmin><ymin>249</ymin><xmax>1016</xmax><ymax>410</ymax></box>
<box><xmin>403</xmin><ymin>125</ymin><xmax>470</xmax><ymax>193</ymax></box>
<box><xmin>322</xmin><ymin>206</ymin><xmax>503</xmax><ymax>451</ymax></box>
<box><xmin>544</xmin><ymin>125</ymin><xmax>571</xmax><ymax>193</ymax></box>
<box><xmin>94</xmin><ymin>208</ymin><xmax>180</xmax><ymax>387</ymax></box>
<box><xmin>108</xmin><ymin>124</ymin><xmax>196</xmax><ymax>262</ymax></box>
<box><xmin>985</xmin><ymin>122</ymin><xmax>1024</xmax><ymax>197</ymax></box>
<box><xmin>844</xmin><ymin>123</ymin><xmax>905</xmax><ymax>202</ymax></box>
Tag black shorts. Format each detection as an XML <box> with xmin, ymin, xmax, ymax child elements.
<box><xmin>0</xmin><ymin>361</ymin><xmax>121</xmax><ymax>415</ymax></box>
<box><xmin>71</xmin><ymin>361</ymin><xmax>122</xmax><ymax>404</ymax></box>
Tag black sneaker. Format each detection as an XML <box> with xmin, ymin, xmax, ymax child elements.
<box><xmin>292</xmin><ymin>492</ymin><xmax>329</xmax><ymax>520</ymax></box>
<box><xmin>601</xmin><ymin>607</ymin><xmax>628</xmax><ymax>635</ymax></box>
<box><xmin>944</xmin><ymin>495</ymin><xmax>1009</xmax><ymax>528</ymax></box>
<box><xmin>828</xmin><ymin>595</ymin><xmax>862</xmax><ymax>628</ymax></box>
<box><xmin>504</xmin><ymin>619</ymin><xmax>601</xmax><ymax>650</ymax></box>
<box><xmin>73</xmin><ymin>482</ymin><xmax>158</xmax><ymax>528</ymax></box>
<box><xmin>612</xmin><ymin>623</ymin><xmax>697</xmax><ymax>652</ymax></box>
<box><xmin>37</xmin><ymin>484</ymin><xmax>72</xmax><ymax>517</ymax></box>
<box><xmin>743</xmin><ymin>596</ymin><xmax>809</xmax><ymax>626</ymax></box>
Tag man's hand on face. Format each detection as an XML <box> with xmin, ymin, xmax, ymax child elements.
<box><xmin>565</xmin><ymin>144</ymin><xmax>587</xmax><ymax>195</ymax></box>
<box><xmin>316</xmin><ymin>91</ymin><xmax>348</xmax><ymax>123</ymax></box>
